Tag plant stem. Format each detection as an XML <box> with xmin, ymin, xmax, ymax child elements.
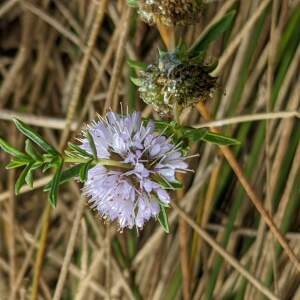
<box><xmin>63</xmin><ymin>157</ymin><xmax>132</xmax><ymax>169</ymax></box>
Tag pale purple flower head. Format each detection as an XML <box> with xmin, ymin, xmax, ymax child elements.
<box><xmin>80</xmin><ymin>111</ymin><xmax>188</xmax><ymax>229</ymax></box>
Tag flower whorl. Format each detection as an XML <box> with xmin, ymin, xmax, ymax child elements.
<box><xmin>137</xmin><ymin>0</ymin><xmax>203</xmax><ymax>26</ymax></box>
<box><xmin>137</xmin><ymin>49</ymin><xmax>217</xmax><ymax>116</ymax></box>
<box><xmin>80</xmin><ymin>112</ymin><xmax>188</xmax><ymax>229</ymax></box>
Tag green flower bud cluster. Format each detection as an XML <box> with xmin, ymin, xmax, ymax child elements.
<box><xmin>135</xmin><ymin>47</ymin><xmax>217</xmax><ymax>116</ymax></box>
<box><xmin>136</xmin><ymin>0</ymin><xmax>203</xmax><ymax>26</ymax></box>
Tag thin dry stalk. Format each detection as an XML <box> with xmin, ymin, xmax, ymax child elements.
<box><xmin>171</xmin><ymin>202</ymin><xmax>280</xmax><ymax>300</ymax></box>
<box><xmin>30</xmin><ymin>2</ymin><xmax>108</xmax><ymax>298</ymax></box>
<box><xmin>59</xmin><ymin>0</ymin><xmax>108</xmax><ymax>148</ymax></box>
<box><xmin>0</xmin><ymin>0</ymin><xmax>18</xmax><ymax>19</ymax></box>
<box><xmin>30</xmin><ymin>203</ymin><xmax>52</xmax><ymax>300</ymax></box>
<box><xmin>178</xmin><ymin>187</ymin><xmax>191</xmax><ymax>300</ymax></box>
<box><xmin>74</xmin><ymin>249</ymin><xmax>106</xmax><ymax>300</ymax></box>
<box><xmin>104</xmin><ymin>7</ymin><xmax>133</xmax><ymax>112</ymax></box>
<box><xmin>0</xmin><ymin>175</ymin><xmax>52</xmax><ymax>203</ymax></box>
<box><xmin>213</xmin><ymin>0</ymin><xmax>271</xmax><ymax>76</ymax></box>
<box><xmin>52</xmin><ymin>196</ymin><xmax>85</xmax><ymax>300</ymax></box>
<box><xmin>195</xmin><ymin>102</ymin><xmax>300</xmax><ymax>272</ymax></box>
<box><xmin>194</xmin><ymin>111</ymin><xmax>299</xmax><ymax>128</ymax></box>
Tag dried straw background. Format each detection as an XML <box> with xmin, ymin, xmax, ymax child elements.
<box><xmin>0</xmin><ymin>1</ymin><xmax>299</xmax><ymax>299</ymax></box>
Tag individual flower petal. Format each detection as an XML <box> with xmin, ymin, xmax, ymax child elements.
<box><xmin>156</xmin><ymin>188</ymin><xmax>170</xmax><ymax>204</ymax></box>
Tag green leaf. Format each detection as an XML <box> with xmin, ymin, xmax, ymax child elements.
<box><xmin>15</xmin><ymin>164</ymin><xmax>31</xmax><ymax>194</ymax></box>
<box><xmin>44</xmin><ymin>164</ymin><xmax>83</xmax><ymax>192</ymax></box>
<box><xmin>48</xmin><ymin>158</ymin><xmax>63</xmax><ymax>207</ymax></box>
<box><xmin>42</xmin><ymin>163</ymin><xmax>53</xmax><ymax>173</ymax></box>
<box><xmin>6</xmin><ymin>158</ymin><xmax>28</xmax><ymax>169</ymax></box>
<box><xmin>31</xmin><ymin>161</ymin><xmax>44</xmax><ymax>170</ymax></box>
<box><xmin>127</xmin><ymin>0</ymin><xmax>138</xmax><ymax>7</ymax></box>
<box><xmin>86</xmin><ymin>131</ymin><xmax>97</xmax><ymax>159</ymax></box>
<box><xmin>181</xmin><ymin>127</ymin><xmax>208</xmax><ymax>143</ymax></box>
<box><xmin>128</xmin><ymin>60</ymin><xmax>137</xmax><ymax>113</ymax></box>
<box><xmin>203</xmin><ymin>131</ymin><xmax>240</xmax><ymax>146</ymax></box>
<box><xmin>43</xmin><ymin>153</ymin><xmax>55</xmax><ymax>162</ymax></box>
<box><xmin>67</xmin><ymin>142</ymin><xmax>92</xmax><ymax>159</ymax></box>
<box><xmin>25</xmin><ymin>168</ymin><xmax>34</xmax><ymax>188</ymax></box>
<box><xmin>153</xmin><ymin>119</ymin><xmax>176</xmax><ymax>130</ymax></box>
<box><xmin>158</xmin><ymin>205</ymin><xmax>170</xmax><ymax>233</ymax></box>
<box><xmin>25</xmin><ymin>139</ymin><xmax>42</xmax><ymax>161</ymax></box>
<box><xmin>151</xmin><ymin>119</ymin><xmax>240</xmax><ymax>149</ymax></box>
<box><xmin>127</xmin><ymin>59</ymin><xmax>147</xmax><ymax>70</ymax></box>
<box><xmin>168</xmin><ymin>180</ymin><xmax>184</xmax><ymax>190</ymax></box>
<box><xmin>24</xmin><ymin>162</ymin><xmax>42</xmax><ymax>187</ymax></box>
<box><xmin>13</xmin><ymin>118</ymin><xmax>58</xmax><ymax>154</ymax></box>
<box><xmin>152</xmin><ymin>173</ymin><xmax>183</xmax><ymax>190</ymax></box>
<box><xmin>41</xmin><ymin>153</ymin><xmax>58</xmax><ymax>172</ymax></box>
<box><xmin>79</xmin><ymin>161</ymin><xmax>92</xmax><ymax>182</ymax></box>
<box><xmin>130</xmin><ymin>77</ymin><xmax>144</xmax><ymax>87</ymax></box>
<box><xmin>189</xmin><ymin>10</ymin><xmax>236</xmax><ymax>56</ymax></box>
<box><xmin>0</xmin><ymin>137</ymin><xmax>28</xmax><ymax>160</ymax></box>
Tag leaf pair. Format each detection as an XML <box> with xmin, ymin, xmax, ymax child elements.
<box><xmin>44</xmin><ymin>164</ymin><xmax>84</xmax><ymax>192</ymax></box>
<box><xmin>13</xmin><ymin>119</ymin><xmax>58</xmax><ymax>154</ymax></box>
<box><xmin>46</xmin><ymin>133</ymin><xmax>98</xmax><ymax>202</ymax></box>
<box><xmin>12</xmin><ymin>119</ymin><xmax>63</xmax><ymax>206</ymax></box>
<box><xmin>151</xmin><ymin>119</ymin><xmax>240</xmax><ymax>148</ymax></box>
<box><xmin>0</xmin><ymin>119</ymin><xmax>64</xmax><ymax>206</ymax></box>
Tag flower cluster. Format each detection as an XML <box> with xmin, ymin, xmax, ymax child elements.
<box><xmin>137</xmin><ymin>0</ymin><xmax>203</xmax><ymax>26</ymax></box>
<box><xmin>137</xmin><ymin>49</ymin><xmax>217</xmax><ymax>116</ymax></box>
<box><xmin>80</xmin><ymin>112</ymin><xmax>188</xmax><ymax>229</ymax></box>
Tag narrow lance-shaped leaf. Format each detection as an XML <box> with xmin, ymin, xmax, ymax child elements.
<box><xmin>0</xmin><ymin>137</ymin><xmax>29</xmax><ymax>160</ymax></box>
<box><xmin>25</xmin><ymin>168</ymin><xmax>34</xmax><ymax>188</ymax></box>
<box><xmin>127</xmin><ymin>0</ymin><xmax>138</xmax><ymax>7</ymax></box>
<box><xmin>25</xmin><ymin>139</ymin><xmax>42</xmax><ymax>161</ymax></box>
<box><xmin>44</xmin><ymin>164</ymin><xmax>83</xmax><ymax>192</ymax></box>
<box><xmin>13</xmin><ymin>118</ymin><xmax>58</xmax><ymax>154</ymax></box>
<box><xmin>86</xmin><ymin>131</ymin><xmax>97</xmax><ymax>160</ymax></box>
<box><xmin>181</xmin><ymin>127</ymin><xmax>208</xmax><ymax>143</ymax></box>
<box><xmin>158</xmin><ymin>205</ymin><xmax>170</xmax><ymax>233</ymax></box>
<box><xmin>203</xmin><ymin>131</ymin><xmax>240</xmax><ymax>146</ymax></box>
<box><xmin>79</xmin><ymin>160</ymin><xmax>92</xmax><ymax>183</ymax></box>
<box><xmin>42</xmin><ymin>163</ymin><xmax>53</xmax><ymax>173</ymax></box>
<box><xmin>152</xmin><ymin>173</ymin><xmax>183</xmax><ymax>190</ymax></box>
<box><xmin>128</xmin><ymin>60</ymin><xmax>137</xmax><ymax>113</ymax></box>
<box><xmin>130</xmin><ymin>77</ymin><xmax>144</xmax><ymax>87</ymax></box>
<box><xmin>189</xmin><ymin>10</ymin><xmax>236</xmax><ymax>56</ymax></box>
<box><xmin>67</xmin><ymin>142</ymin><xmax>93</xmax><ymax>159</ymax></box>
<box><xmin>127</xmin><ymin>58</ymin><xmax>147</xmax><ymax>70</ymax></box>
<box><xmin>48</xmin><ymin>157</ymin><xmax>63</xmax><ymax>207</ymax></box>
<box><xmin>24</xmin><ymin>162</ymin><xmax>43</xmax><ymax>188</ymax></box>
<box><xmin>6</xmin><ymin>158</ymin><xmax>29</xmax><ymax>169</ymax></box>
<box><xmin>15</xmin><ymin>164</ymin><xmax>32</xmax><ymax>194</ymax></box>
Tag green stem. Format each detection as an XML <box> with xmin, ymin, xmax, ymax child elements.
<box><xmin>173</xmin><ymin>102</ymin><xmax>182</xmax><ymax>124</ymax></box>
<box><xmin>63</xmin><ymin>157</ymin><xmax>132</xmax><ymax>169</ymax></box>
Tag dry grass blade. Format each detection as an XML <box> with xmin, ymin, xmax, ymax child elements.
<box><xmin>171</xmin><ymin>202</ymin><xmax>280</xmax><ymax>300</ymax></box>
<box><xmin>52</xmin><ymin>196</ymin><xmax>85</xmax><ymax>300</ymax></box>
<box><xmin>196</xmin><ymin>102</ymin><xmax>300</xmax><ymax>272</ymax></box>
<box><xmin>194</xmin><ymin>111</ymin><xmax>299</xmax><ymax>128</ymax></box>
<box><xmin>0</xmin><ymin>1</ymin><xmax>299</xmax><ymax>299</ymax></box>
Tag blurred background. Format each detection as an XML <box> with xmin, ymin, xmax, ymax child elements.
<box><xmin>0</xmin><ymin>0</ymin><xmax>299</xmax><ymax>299</ymax></box>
